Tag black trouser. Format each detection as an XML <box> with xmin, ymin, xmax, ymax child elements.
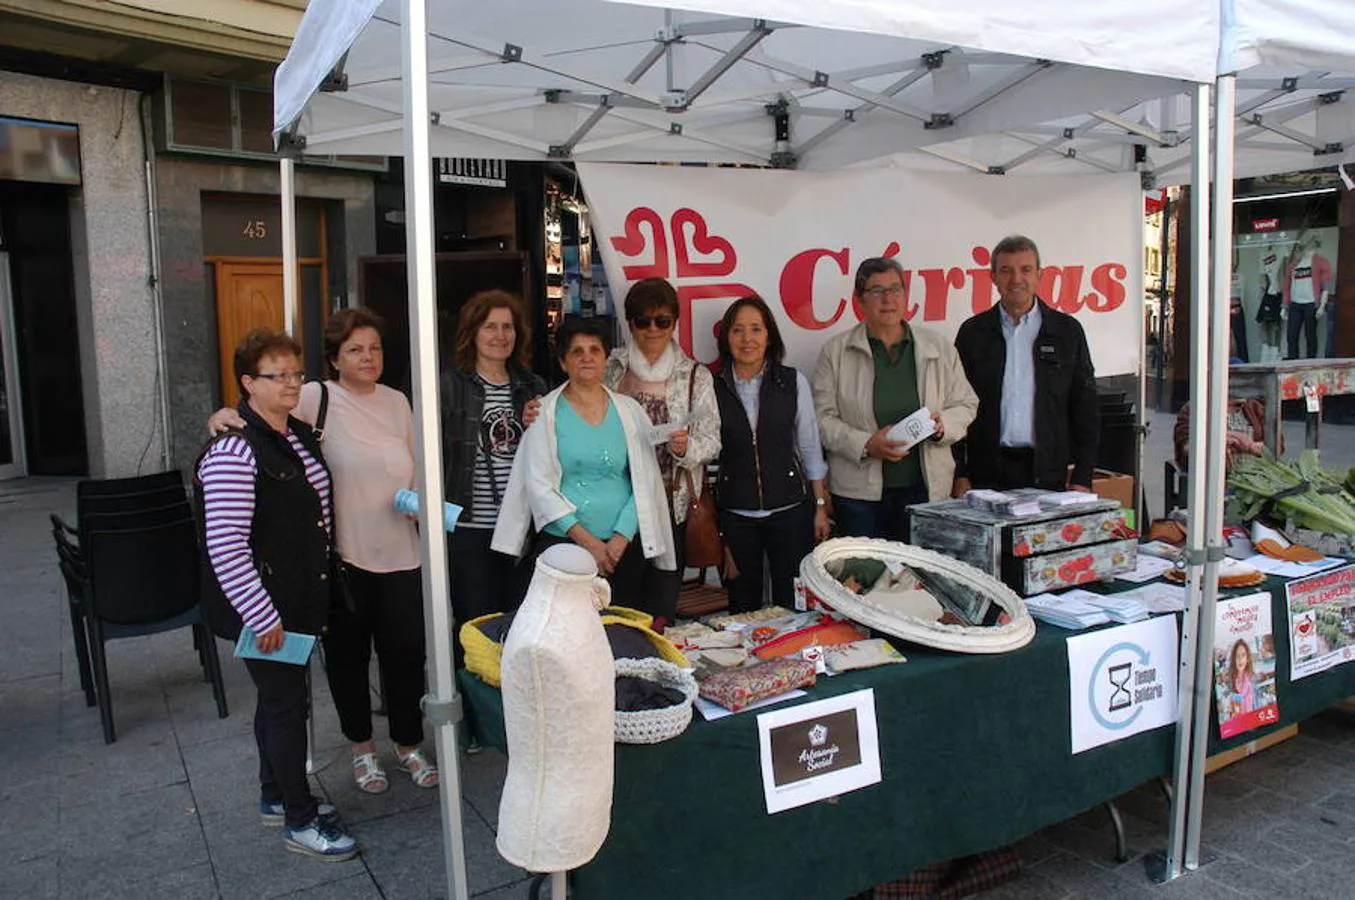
<box><xmin>638</xmin><ymin>519</ymin><xmax>684</xmax><ymax>622</ymax></box>
<box><xmin>976</xmin><ymin>447</ymin><xmax>1066</xmax><ymax>492</ymax></box>
<box><xmin>831</xmin><ymin>485</ymin><xmax>928</xmax><ymax>543</ymax></box>
<box><xmin>321</xmin><ymin>565</ymin><xmax>426</xmax><ymax>747</ymax></box>
<box><xmin>244</xmin><ymin>657</ymin><xmax>317</xmax><ymax>829</ymax></box>
<box><xmin>719</xmin><ymin>501</ymin><xmax>814</xmax><ymax>614</ymax></box>
<box><xmin>448</xmin><ymin>526</ymin><xmax>530</xmax><ymax>669</ymax></box>
<box><xmin>529</xmin><ymin>531</ymin><xmax>648</xmax><ymax>610</ymax></box>
<box><xmin>1287</xmin><ymin>303</ymin><xmax>1319</xmax><ymax>358</ymax></box>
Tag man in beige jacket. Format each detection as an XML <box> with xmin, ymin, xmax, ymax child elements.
<box><xmin>812</xmin><ymin>257</ymin><xmax>978</xmax><ymax>541</ymax></box>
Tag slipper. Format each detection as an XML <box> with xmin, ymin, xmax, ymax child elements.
<box><xmin>352</xmin><ymin>751</ymin><xmax>389</xmax><ymax>794</ymax></box>
<box><xmin>396</xmin><ymin>747</ymin><xmax>440</xmax><ymax>789</ymax></box>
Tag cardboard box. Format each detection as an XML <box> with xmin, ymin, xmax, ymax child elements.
<box><xmin>1092</xmin><ymin>469</ymin><xmax>1135</xmax><ymax>512</ymax></box>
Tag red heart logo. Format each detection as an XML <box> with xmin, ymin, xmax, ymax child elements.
<box><xmin>1297</xmin><ymin>618</ymin><xmax>1313</xmax><ymax>636</ymax></box>
<box><xmin>609</xmin><ymin>207</ymin><xmax>670</xmax><ymax>280</ymax></box>
<box><xmin>672</xmin><ymin>208</ymin><xmax>737</xmax><ymax>278</ymax></box>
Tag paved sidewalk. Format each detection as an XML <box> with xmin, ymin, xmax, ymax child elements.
<box><xmin>4</xmin><ymin>412</ymin><xmax>1355</xmax><ymax>899</ymax></box>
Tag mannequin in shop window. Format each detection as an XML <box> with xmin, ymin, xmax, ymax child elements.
<box><xmin>1229</xmin><ymin>269</ymin><xmax>1249</xmax><ymax>364</ymax></box>
<box><xmin>1254</xmin><ymin>246</ymin><xmax>1283</xmax><ymax>355</ymax></box>
<box><xmin>1282</xmin><ymin>234</ymin><xmax>1333</xmax><ymax>359</ymax></box>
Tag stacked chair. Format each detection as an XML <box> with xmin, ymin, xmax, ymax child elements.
<box><xmin>50</xmin><ymin>470</ymin><xmax>227</xmax><ymax>743</ymax></box>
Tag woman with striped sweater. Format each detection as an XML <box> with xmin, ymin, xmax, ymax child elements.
<box><xmin>196</xmin><ymin>329</ymin><xmax>358</xmax><ymax>862</ymax></box>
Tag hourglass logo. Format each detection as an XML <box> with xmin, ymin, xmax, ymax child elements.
<box><xmin>1107</xmin><ymin>662</ymin><xmax>1133</xmax><ymax>712</ymax></box>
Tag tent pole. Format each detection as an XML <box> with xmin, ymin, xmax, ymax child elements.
<box><xmin>402</xmin><ymin>0</ymin><xmax>470</xmax><ymax>897</ymax></box>
<box><xmin>1184</xmin><ymin>71</ymin><xmax>1237</xmax><ymax>870</ymax></box>
<box><xmin>1163</xmin><ymin>81</ymin><xmax>1211</xmax><ymax>882</ymax></box>
<box><xmin>281</xmin><ymin>157</ymin><xmax>299</xmax><ymax>335</ymax></box>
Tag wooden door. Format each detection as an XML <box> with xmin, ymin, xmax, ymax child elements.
<box><xmin>216</xmin><ymin>262</ymin><xmax>284</xmax><ymax>408</ymax></box>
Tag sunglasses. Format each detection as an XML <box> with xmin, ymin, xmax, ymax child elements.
<box><xmin>631</xmin><ymin>314</ymin><xmax>675</xmax><ymax>330</ymax></box>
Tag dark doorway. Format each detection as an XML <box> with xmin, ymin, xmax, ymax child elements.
<box><xmin>0</xmin><ymin>182</ymin><xmax>89</xmax><ymax>475</ymax></box>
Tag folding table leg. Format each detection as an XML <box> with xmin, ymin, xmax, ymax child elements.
<box><xmin>1104</xmin><ymin>800</ymin><xmax>1130</xmax><ymax>863</ymax></box>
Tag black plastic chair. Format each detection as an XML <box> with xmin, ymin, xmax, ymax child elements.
<box><xmin>50</xmin><ymin>514</ymin><xmax>96</xmax><ymax>708</ymax></box>
<box><xmin>75</xmin><ymin>470</ymin><xmax>183</xmax><ymax>501</ymax></box>
<box><xmin>80</xmin><ymin>510</ymin><xmax>227</xmax><ymax>743</ymax></box>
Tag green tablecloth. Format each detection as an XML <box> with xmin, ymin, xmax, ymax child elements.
<box><xmin>458</xmin><ymin>568</ymin><xmax>1355</xmax><ymax>899</ymax></box>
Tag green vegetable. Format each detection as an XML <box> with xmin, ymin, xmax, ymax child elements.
<box><xmin>1227</xmin><ymin>450</ymin><xmax>1355</xmax><ymax>535</ymax></box>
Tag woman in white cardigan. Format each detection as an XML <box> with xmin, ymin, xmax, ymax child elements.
<box><xmin>492</xmin><ymin>316</ymin><xmax>675</xmax><ymax>607</ymax></box>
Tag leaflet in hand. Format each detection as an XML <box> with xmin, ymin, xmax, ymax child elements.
<box><xmin>234</xmin><ymin>627</ymin><xmax>317</xmax><ymax>666</ymax></box>
<box><xmin>647</xmin><ymin>417</ymin><xmax>689</xmax><ymax>446</ymax></box>
<box><xmin>886</xmin><ymin>407</ymin><xmax>935</xmax><ymax>451</ymax></box>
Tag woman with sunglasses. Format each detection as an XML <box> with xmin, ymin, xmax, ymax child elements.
<box><xmin>602</xmin><ymin>278</ymin><xmax>720</xmax><ymax>628</ymax></box>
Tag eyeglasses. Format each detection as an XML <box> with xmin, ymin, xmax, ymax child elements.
<box><xmin>251</xmin><ymin>372</ymin><xmax>306</xmax><ymax>385</ymax></box>
<box><xmin>862</xmin><ymin>285</ymin><xmax>906</xmax><ymax>300</ymax></box>
<box><xmin>631</xmin><ymin>314</ymin><xmax>675</xmax><ymax>330</ymax></box>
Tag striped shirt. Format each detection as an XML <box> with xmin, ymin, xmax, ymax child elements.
<box><xmin>197</xmin><ymin>432</ymin><xmax>332</xmax><ymax>635</ymax></box>
<box><xmin>466</xmin><ymin>376</ymin><xmax>524</xmax><ymax>528</ymax></box>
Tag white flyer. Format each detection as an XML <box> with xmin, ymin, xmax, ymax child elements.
<box><xmin>885</xmin><ymin>407</ymin><xmax>935</xmax><ymax>450</ymax></box>
<box><xmin>646</xmin><ymin>417</ymin><xmax>689</xmax><ymax>446</ymax></box>
<box><xmin>1066</xmin><ymin>615</ymin><xmax>1179</xmax><ymax>753</ymax></box>
<box><xmin>1114</xmin><ymin>555</ymin><xmax>1176</xmax><ymax>584</ymax></box>
<box><xmin>757</xmin><ymin>689</ymin><xmax>882</xmax><ymax>814</ymax></box>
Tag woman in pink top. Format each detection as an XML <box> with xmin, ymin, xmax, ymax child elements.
<box><xmin>210</xmin><ymin>309</ymin><xmax>437</xmax><ymax>795</ymax></box>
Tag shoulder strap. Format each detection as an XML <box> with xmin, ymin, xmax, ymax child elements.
<box><xmin>314</xmin><ymin>381</ymin><xmax>330</xmax><ymax>441</ymax></box>
<box><xmin>686</xmin><ymin>360</ymin><xmax>698</xmax><ymax>410</ymax></box>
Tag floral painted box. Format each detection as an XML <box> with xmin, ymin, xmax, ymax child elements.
<box><xmin>908</xmin><ymin>491</ymin><xmax>1135</xmax><ymax>596</ymax></box>
<box><xmin>1003</xmin><ymin>538</ymin><xmax>1139</xmax><ymax>594</ymax></box>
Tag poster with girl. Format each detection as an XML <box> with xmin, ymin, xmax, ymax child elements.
<box><xmin>1214</xmin><ymin>592</ymin><xmax>1280</xmax><ymax>739</ymax></box>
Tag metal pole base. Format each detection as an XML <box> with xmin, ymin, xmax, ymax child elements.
<box><xmin>1145</xmin><ymin>846</ymin><xmax>1219</xmax><ymax>884</ymax></box>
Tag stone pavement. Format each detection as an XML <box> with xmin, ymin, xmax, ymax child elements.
<box><xmin>3</xmin><ymin>410</ymin><xmax>1355</xmax><ymax>899</ymax></box>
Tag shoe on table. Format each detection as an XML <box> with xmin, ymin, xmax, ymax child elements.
<box><xmin>260</xmin><ymin>798</ymin><xmax>338</xmax><ymax>827</ymax></box>
<box><xmin>283</xmin><ymin>816</ymin><xmax>359</xmax><ymax>861</ymax></box>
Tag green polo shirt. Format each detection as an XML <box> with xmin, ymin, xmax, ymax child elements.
<box><xmin>870</xmin><ymin>331</ymin><xmax>922</xmax><ymax>489</ymax></box>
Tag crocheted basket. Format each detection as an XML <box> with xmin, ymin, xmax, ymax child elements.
<box><xmin>613</xmin><ymin>657</ymin><xmax>698</xmax><ymax>744</ymax></box>
<box><xmin>799</xmin><ymin>537</ymin><xmax>1036</xmax><ymax>655</ymax></box>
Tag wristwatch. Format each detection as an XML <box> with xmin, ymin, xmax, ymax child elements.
<box><xmin>815</xmin><ymin>497</ymin><xmax>828</xmax><ymax>507</ymax></box>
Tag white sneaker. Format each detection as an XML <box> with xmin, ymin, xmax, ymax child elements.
<box><xmin>282</xmin><ymin>816</ymin><xmax>359</xmax><ymax>861</ymax></box>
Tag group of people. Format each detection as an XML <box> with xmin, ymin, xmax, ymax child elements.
<box><xmin>195</xmin><ymin>233</ymin><xmax>1101</xmax><ymax>861</ymax></box>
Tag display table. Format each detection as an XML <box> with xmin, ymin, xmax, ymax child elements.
<box><xmin>459</xmin><ymin>569</ymin><xmax>1355</xmax><ymax>899</ymax></box>
<box><xmin>1226</xmin><ymin>359</ymin><xmax>1355</xmax><ymax>453</ymax></box>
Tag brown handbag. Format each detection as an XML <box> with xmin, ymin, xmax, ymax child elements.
<box><xmin>674</xmin><ymin>364</ymin><xmax>724</xmax><ymax>568</ymax></box>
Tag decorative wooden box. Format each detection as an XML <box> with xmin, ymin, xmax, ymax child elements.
<box><xmin>908</xmin><ymin>491</ymin><xmax>1136</xmax><ymax>596</ymax></box>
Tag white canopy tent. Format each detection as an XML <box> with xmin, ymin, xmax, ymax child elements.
<box><xmin>268</xmin><ymin>2</ymin><xmax>1355</xmax><ymax>896</ymax></box>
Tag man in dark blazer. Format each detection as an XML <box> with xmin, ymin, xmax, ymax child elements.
<box><xmin>952</xmin><ymin>235</ymin><xmax>1099</xmax><ymax>493</ymax></box>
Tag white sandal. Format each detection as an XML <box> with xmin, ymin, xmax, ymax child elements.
<box><xmin>352</xmin><ymin>751</ymin><xmax>389</xmax><ymax>794</ymax></box>
<box><xmin>396</xmin><ymin>747</ymin><xmax>439</xmax><ymax>789</ymax></box>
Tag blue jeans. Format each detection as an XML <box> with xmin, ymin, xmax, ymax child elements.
<box><xmin>832</xmin><ymin>485</ymin><xmax>929</xmax><ymax>543</ymax></box>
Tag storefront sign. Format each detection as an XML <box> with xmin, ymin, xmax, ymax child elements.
<box><xmin>581</xmin><ymin>164</ymin><xmax>1143</xmax><ymax>376</ymax></box>
<box><xmin>437</xmin><ymin>158</ymin><xmax>507</xmax><ymax>187</ymax></box>
<box><xmin>757</xmin><ymin>688</ymin><xmax>881</xmax><ymax>814</ymax></box>
<box><xmin>1213</xmin><ymin>592</ymin><xmax>1280</xmax><ymax>739</ymax></box>
<box><xmin>1252</xmin><ymin>218</ymin><xmax>1280</xmax><ymax>232</ymax></box>
<box><xmin>1066</xmin><ymin>615</ymin><xmax>1178</xmax><ymax>753</ymax></box>
<box><xmin>1286</xmin><ymin>564</ymin><xmax>1355</xmax><ymax>680</ymax></box>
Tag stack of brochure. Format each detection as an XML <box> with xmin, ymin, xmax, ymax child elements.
<box><xmin>963</xmin><ymin>489</ymin><xmax>1043</xmax><ymax>518</ymax></box>
<box><xmin>1069</xmin><ymin>589</ymin><xmax>1150</xmax><ymax>624</ymax></box>
<box><xmin>1038</xmin><ymin>491</ymin><xmax>1102</xmax><ymax>509</ymax></box>
<box><xmin>1024</xmin><ymin>593</ymin><xmax>1111</xmax><ymax>629</ymax></box>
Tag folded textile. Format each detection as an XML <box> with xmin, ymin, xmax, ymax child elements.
<box><xmin>698</xmin><ymin>658</ymin><xmax>817</xmax><ymax>711</ymax></box>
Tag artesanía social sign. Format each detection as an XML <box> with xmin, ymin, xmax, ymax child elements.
<box><xmin>582</xmin><ymin>164</ymin><xmax>1143</xmax><ymax>378</ymax></box>
<box><xmin>1066</xmin><ymin>615</ymin><xmax>1179</xmax><ymax>754</ymax></box>
<box><xmin>757</xmin><ymin>688</ymin><xmax>882</xmax><ymax>814</ymax></box>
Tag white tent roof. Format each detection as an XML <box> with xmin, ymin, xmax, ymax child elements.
<box><xmin>273</xmin><ymin>0</ymin><xmax>1355</xmax><ymax>183</ymax></box>
<box><xmin>272</xmin><ymin>0</ymin><xmax>1202</xmax><ymax>170</ymax></box>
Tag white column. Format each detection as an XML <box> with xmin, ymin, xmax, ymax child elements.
<box><xmin>280</xmin><ymin>157</ymin><xmax>299</xmax><ymax>335</ymax></box>
<box><xmin>402</xmin><ymin>1</ymin><xmax>470</xmax><ymax>898</ymax></box>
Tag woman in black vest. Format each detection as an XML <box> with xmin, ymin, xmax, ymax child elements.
<box><xmin>196</xmin><ymin>329</ymin><xmax>357</xmax><ymax>861</ymax></box>
<box><xmin>713</xmin><ymin>295</ymin><xmax>831</xmax><ymax>612</ymax></box>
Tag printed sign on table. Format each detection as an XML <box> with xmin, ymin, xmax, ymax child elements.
<box><xmin>757</xmin><ymin>688</ymin><xmax>881</xmax><ymax>814</ymax></box>
<box><xmin>1213</xmin><ymin>593</ymin><xmax>1280</xmax><ymax>739</ymax></box>
<box><xmin>1286</xmin><ymin>564</ymin><xmax>1355</xmax><ymax>680</ymax></box>
<box><xmin>1066</xmin><ymin>616</ymin><xmax>1179</xmax><ymax>754</ymax></box>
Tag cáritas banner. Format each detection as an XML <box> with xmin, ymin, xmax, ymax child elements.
<box><xmin>581</xmin><ymin>163</ymin><xmax>1143</xmax><ymax>376</ymax></box>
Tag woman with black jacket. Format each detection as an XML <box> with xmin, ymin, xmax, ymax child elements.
<box><xmin>440</xmin><ymin>290</ymin><xmax>546</xmax><ymax>641</ymax></box>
